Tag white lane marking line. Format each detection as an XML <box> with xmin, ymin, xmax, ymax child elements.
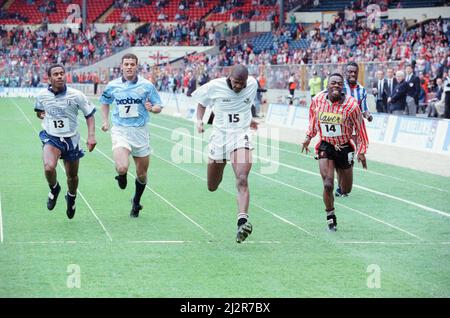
<box><xmin>336</xmin><ymin>241</ymin><xmax>450</xmax><ymax>245</ymax></box>
<box><xmin>77</xmin><ymin>188</ymin><xmax>113</xmax><ymax>242</ymax></box>
<box><xmin>155</xmin><ymin>115</ymin><xmax>450</xmax><ymax>193</ymax></box>
<box><xmin>58</xmin><ymin>161</ymin><xmax>114</xmax><ymax>242</ymax></box>
<box><xmin>0</xmin><ymin>193</ymin><xmax>4</xmax><ymax>243</ymax></box>
<box><xmin>9</xmin><ymin>241</ymin><xmax>92</xmax><ymax>244</ymax></box>
<box><xmin>151</xmin><ymin>141</ymin><xmax>314</xmax><ymax>237</ymax></box>
<box><xmin>82</xmin><ymin>133</ymin><xmax>214</xmax><ymax>238</ymax></box>
<box><xmin>256</xmin><ymin>172</ymin><xmax>423</xmax><ymax>241</ymax></box>
<box><xmin>13</xmin><ymin>98</ymin><xmax>114</xmax><ymax>242</ymax></box>
<box><xmin>127</xmin><ymin>240</ymin><xmax>191</xmax><ymax>244</ymax></box>
<box><xmin>150</xmin><ymin>130</ymin><xmax>421</xmax><ymax>240</ymax></box>
<box><xmin>150</xmin><ymin>122</ymin><xmax>450</xmax><ymax>218</ymax></box>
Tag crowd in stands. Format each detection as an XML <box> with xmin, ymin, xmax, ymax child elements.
<box><xmin>1</xmin><ymin>3</ymin><xmax>449</xmax><ymax>118</ymax></box>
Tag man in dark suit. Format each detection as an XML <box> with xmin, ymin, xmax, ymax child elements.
<box><xmin>372</xmin><ymin>70</ymin><xmax>388</xmax><ymax>113</ymax></box>
<box><xmin>385</xmin><ymin>68</ymin><xmax>397</xmax><ymax>113</ymax></box>
<box><xmin>388</xmin><ymin>71</ymin><xmax>408</xmax><ymax>115</ymax></box>
<box><xmin>405</xmin><ymin>64</ymin><xmax>421</xmax><ymax>116</ymax></box>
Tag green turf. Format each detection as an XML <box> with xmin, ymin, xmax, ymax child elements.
<box><xmin>0</xmin><ymin>97</ymin><xmax>449</xmax><ymax>297</ymax></box>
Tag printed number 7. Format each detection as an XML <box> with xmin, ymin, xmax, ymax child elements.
<box><xmin>125</xmin><ymin>106</ymin><xmax>131</xmax><ymax>113</ymax></box>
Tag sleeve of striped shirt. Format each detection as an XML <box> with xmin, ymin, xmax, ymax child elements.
<box><xmin>360</xmin><ymin>88</ymin><xmax>369</xmax><ymax>112</ymax></box>
<box><xmin>350</xmin><ymin>105</ymin><xmax>369</xmax><ymax>154</ymax></box>
<box><xmin>306</xmin><ymin>98</ymin><xmax>318</xmax><ymax>138</ymax></box>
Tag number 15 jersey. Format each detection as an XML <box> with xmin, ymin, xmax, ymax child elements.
<box><xmin>192</xmin><ymin>76</ymin><xmax>258</xmax><ymax>132</ymax></box>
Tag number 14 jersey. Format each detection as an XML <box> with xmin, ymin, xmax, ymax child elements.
<box><xmin>306</xmin><ymin>92</ymin><xmax>369</xmax><ymax>155</ymax></box>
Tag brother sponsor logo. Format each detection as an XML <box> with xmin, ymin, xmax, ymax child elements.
<box><xmin>116</xmin><ymin>97</ymin><xmax>143</xmax><ymax>105</ymax></box>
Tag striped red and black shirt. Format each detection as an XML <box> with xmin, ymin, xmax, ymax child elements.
<box><xmin>306</xmin><ymin>92</ymin><xmax>369</xmax><ymax>155</ymax></box>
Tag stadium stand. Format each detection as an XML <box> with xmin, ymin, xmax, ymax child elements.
<box><xmin>0</xmin><ymin>0</ymin><xmax>114</xmax><ymax>24</ymax></box>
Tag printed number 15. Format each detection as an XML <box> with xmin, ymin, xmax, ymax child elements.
<box><xmin>228</xmin><ymin>114</ymin><xmax>240</xmax><ymax>123</ymax></box>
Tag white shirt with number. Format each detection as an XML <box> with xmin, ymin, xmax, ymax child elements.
<box><xmin>34</xmin><ymin>86</ymin><xmax>96</xmax><ymax>137</ymax></box>
<box><xmin>191</xmin><ymin>76</ymin><xmax>258</xmax><ymax>132</ymax></box>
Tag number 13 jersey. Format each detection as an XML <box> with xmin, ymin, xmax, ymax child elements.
<box><xmin>35</xmin><ymin>86</ymin><xmax>96</xmax><ymax>138</ymax></box>
<box><xmin>192</xmin><ymin>76</ymin><xmax>258</xmax><ymax>132</ymax></box>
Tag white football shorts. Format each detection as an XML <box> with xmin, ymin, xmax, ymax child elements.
<box><xmin>208</xmin><ymin>129</ymin><xmax>254</xmax><ymax>161</ymax></box>
<box><xmin>111</xmin><ymin>125</ymin><xmax>151</xmax><ymax>157</ymax></box>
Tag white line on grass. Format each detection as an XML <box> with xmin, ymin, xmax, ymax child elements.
<box><xmin>151</xmin><ymin>151</ymin><xmax>314</xmax><ymax>236</ymax></box>
<box><xmin>255</xmin><ymin>172</ymin><xmax>423</xmax><ymax>240</ymax></box>
<box><xmin>9</xmin><ymin>241</ymin><xmax>92</xmax><ymax>244</ymax></box>
<box><xmin>150</xmin><ymin>122</ymin><xmax>450</xmax><ymax>219</ymax></box>
<box><xmin>150</xmin><ymin>131</ymin><xmax>422</xmax><ymax>241</ymax></box>
<box><xmin>127</xmin><ymin>240</ymin><xmax>191</xmax><ymax>244</ymax></box>
<box><xmin>155</xmin><ymin>115</ymin><xmax>450</xmax><ymax>193</ymax></box>
<box><xmin>12</xmin><ymin>98</ymin><xmax>114</xmax><ymax>242</ymax></box>
<box><xmin>81</xmin><ymin>134</ymin><xmax>214</xmax><ymax>238</ymax></box>
<box><xmin>336</xmin><ymin>241</ymin><xmax>435</xmax><ymax>245</ymax></box>
<box><xmin>0</xmin><ymin>193</ymin><xmax>4</xmax><ymax>243</ymax></box>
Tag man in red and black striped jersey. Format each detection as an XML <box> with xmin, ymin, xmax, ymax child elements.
<box><xmin>301</xmin><ymin>73</ymin><xmax>368</xmax><ymax>231</ymax></box>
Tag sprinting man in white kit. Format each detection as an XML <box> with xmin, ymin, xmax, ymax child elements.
<box><xmin>192</xmin><ymin>64</ymin><xmax>258</xmax><ymax>243</ymax></box>
<box><xmin>35</xmin><ymin>64</ymin><xmax>97</xmax><ymax>219</ymax></box>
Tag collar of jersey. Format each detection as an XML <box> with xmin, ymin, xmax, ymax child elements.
<box><xmin>326</xmin><ymin>92</ymin><xmax>346</xmax><ymax>104</ymax></box>
<box><xmin>122</xmin><ymin>76</ymin><xmax>138</xmax><ymax>84</ymax></box>
<box><xmin>346</xmin><ymin>81</ymin><xmax>360</xmax><ymax>89</ymax></box>
<box><xmin>47</xmin><ymin>84</ymin><xmax>67</xmax><ymax>96</ymax></box>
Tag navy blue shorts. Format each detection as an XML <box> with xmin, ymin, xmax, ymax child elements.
<box><xmin>39</xmin><ymin>130</ymin><xmax>84</xmax><ymax>162</ymax></box>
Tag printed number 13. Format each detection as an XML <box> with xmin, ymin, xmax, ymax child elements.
<box><xmin>53</xmin><ymin>120</ymin><xmax>64</xmax><ymax>128</ymax></box>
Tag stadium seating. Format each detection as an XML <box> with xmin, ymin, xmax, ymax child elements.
<box><xmin>0</xmin><ymin>0</ymin><xmax>114</xmax><ymax>24</ymax></box>
<box><xmin>207</xmin><ymin>2</ymin><xmax>277</xmax><ymax>22</ymax></box>
<box><xmin>105</xmin><ymin>0</ymin><xmax>216</xmax><ymax>23</ymax></box>
<box><xmin>298</xmin><ymin>0</ymin><xmax>447</xmax><ymax>11</ymax></box>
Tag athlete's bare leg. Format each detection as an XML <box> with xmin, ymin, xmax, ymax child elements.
<box><xmin>230</xmin><ymin>148</ymin><xmax>252</xmax><ymax>214</ymax></box>
<box><xmin>207</xmin><ymin>159</ymin><xmax>227</xmax><ymax>192</ymax></box>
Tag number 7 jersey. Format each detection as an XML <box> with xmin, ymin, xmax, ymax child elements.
<box><xmin>306</xmin><ymin>92</ymin><xmax>369</xmax><ymax>155</ymax></box>
<box><xmin>191</xmin><ymin>76</ymin><xmax>258</xmax><ymax>132</ymax></box>
<box><xmin>34</xmin><ymin>86</ymin><xmax>96</xmax><ymax>137</ymax></box>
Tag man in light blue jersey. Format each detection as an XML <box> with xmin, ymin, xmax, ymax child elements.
<box><xmin>100</xmin><ymin>53</ymin><xmax>163</xmax><ymax>218</ymax></box>
<box><xmin>35</xmin><ymin>64</ymin><xmax>97</xmax><ymax>219</ymax></box>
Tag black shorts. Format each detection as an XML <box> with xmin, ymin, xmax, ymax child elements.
<box><xmin>317</xmin><ymin>141</ymin><xmax>355</xmax><ymax>169</ymax></box>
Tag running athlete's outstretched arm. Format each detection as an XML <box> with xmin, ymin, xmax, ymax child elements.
<box><xmin>196</xmin><ymin>103</ymin><xmax>206</xmax><ymax>133</ymax></box>
<box><xmin>99</xmin><ymin>85</ymin><xmax>114</xmax><ymax>132</ymax></box>
<box><xmin>145</xmin><ymin>84</ymin><xmax>163</xmax><ymax>114</ymax></box>
<box><xmin>101</xmin><ymin>104</ymin><xmax>110</xmax><ymax>131</ymax></box>
<box><xmin>34</xmin><ymin>95</ymin><xmax>45</xmax><ymax>119</ymax></box>
<box><xmin>351</xmin><ymin>107</ymin><xmax>369</xmax><ymax>169</ymax></box>
<box><xmin>85</xmin><ymin>115</ymin><xmax>97</xmax><ymax>152</ymax></box>
<box><xmin>301</xmin><ymin>99</ymin><xmax>318</xmax><ymax>154</ymax></box>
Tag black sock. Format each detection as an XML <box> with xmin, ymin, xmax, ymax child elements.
<box><xmin>49</xmin><ymin>182</ymin><xmax>60</xmax><ymax>193</ymax></box>
<box><xmin>133</xmin><ymin>178</ymin><xmax>146</xmax><ymax>205</ymax></box>
<box><xmin>67</xmin><ymin>192</ymin><xmax>76</xmax><ymax>203</ymax></box>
